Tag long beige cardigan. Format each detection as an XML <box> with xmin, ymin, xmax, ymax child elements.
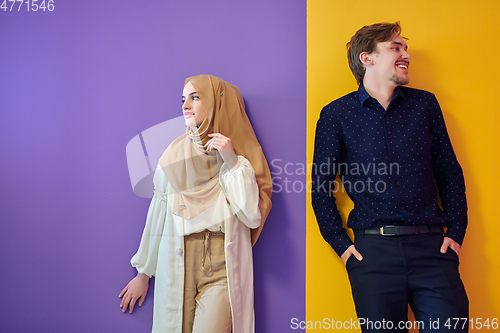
<box><xmin>131</xmin><ymin>156</ymin><xmax>261</xmax><ymax>333</ymax></box>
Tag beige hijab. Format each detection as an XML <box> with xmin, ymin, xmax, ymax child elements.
<box><xmin>159</xmin><ymin>75</ymin><xmax>272</xmax><ymax>244</ymax></box>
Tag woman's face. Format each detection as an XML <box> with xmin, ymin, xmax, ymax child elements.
<box><xmin>182</xmin><ymin>81</ymin><xmax>206</xmax><ymax>127</ymax></box>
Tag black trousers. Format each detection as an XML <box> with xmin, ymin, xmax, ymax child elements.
<box><xmin>346</xmin><ymin>233</ymin><xmax>468</xmax><ymax>333</ymax></box>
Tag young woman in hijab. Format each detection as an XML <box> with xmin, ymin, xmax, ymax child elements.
<box><xmin>119</xmin><ymin>75</ymin><xmax>273</xmax><ymax>333</ymax></box>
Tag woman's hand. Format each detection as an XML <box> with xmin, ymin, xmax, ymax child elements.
<box><xmin>205</xmin><ymin>133</ymin><xmax>235</xmax><ymax>153</ymax></box>
<box><xmin>119</xmin><ymin>273</ymin><xmax>150</xmax><ymax>313</ymax></box>
<box><xmin>205</xmin><ymin>133</ymin><xmax>239</xmax><ymax>171</ymax></box>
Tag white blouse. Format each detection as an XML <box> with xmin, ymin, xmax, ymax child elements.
<box><xmin>131</xmin><ymin>155</ymin><xmax>261</xmax><ymax>277</ymax></box>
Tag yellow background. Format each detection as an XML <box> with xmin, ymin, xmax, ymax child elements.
<box><xmin>307</xmin><ymin>0</ymin><xmax>500</xmax><ymax>330</ymax></box>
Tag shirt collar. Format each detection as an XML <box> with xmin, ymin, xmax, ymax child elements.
<box><xmin>357</xmin><ymin>83</ymin><xmax>406</xmax><ymax>106</ymax></box>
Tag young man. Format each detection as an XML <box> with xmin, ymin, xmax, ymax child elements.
<box><xmin>312</xmin><ymin>22</ymin><xmax>468</xmax><ymax>332</ymax></box>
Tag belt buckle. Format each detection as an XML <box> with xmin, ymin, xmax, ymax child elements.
<box><xmin>380</xmin><ymin>225</ymin><xmax>396</xmax><ymax>236</ymax></box>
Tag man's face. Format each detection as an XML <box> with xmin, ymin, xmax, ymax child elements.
<box><xmin>368</xmin><ymin>33</ymin><xmax>411</xmax><ymax>87</ymax></box>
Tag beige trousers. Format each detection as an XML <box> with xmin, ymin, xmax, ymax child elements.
<box><xmin>182</xmin><ymin>230</ymin><xmax>232</xmax><ymax>333</ymax></box>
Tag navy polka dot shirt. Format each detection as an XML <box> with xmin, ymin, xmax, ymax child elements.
<box><xmin>311</xmin><ymin>83</ymin><xmax>467</xmax><ymax>257</ymax></box>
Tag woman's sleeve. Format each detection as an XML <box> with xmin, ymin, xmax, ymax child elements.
<box><xmin>130</xmin><ymin>165</ymin><xmax>168</xmax><ymax>277</ymax></box>
<box><xmin>219</xmin><ymin>155</ymin><xmax>261</xmax><ymax>229</ymax></box>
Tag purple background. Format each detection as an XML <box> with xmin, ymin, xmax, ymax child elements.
<box><xmin>0</xmin><ymin>1</ymin><xmax>305</xmax><ymax>332</ymax></box>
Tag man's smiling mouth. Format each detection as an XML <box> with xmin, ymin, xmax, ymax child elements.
<box><xmin>396</xmin><ymin>61</ymin><xmax>409</xmax><ymax>69</ymax></box>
